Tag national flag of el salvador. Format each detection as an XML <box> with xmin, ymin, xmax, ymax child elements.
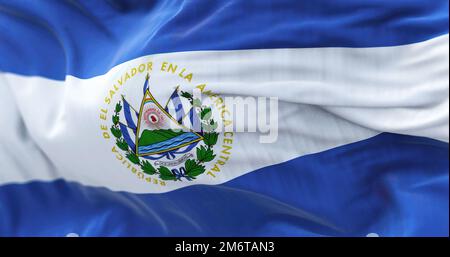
<box><xmin>0</xmin><ymin>0</ymin><xmax>448</xmax><ymax>236</ymax></box>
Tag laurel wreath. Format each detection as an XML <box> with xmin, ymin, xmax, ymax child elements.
<box><xmin>110</xmin><ymin>91</ymin><xmax>218</xmax><ymax>181</ymax></box>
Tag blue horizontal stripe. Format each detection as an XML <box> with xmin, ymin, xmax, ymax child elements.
<box><xmin>0</xmin><ymin>0</ymin><xmax>448</xmax><ymax>80</ymax></box>
<box><xmin>0</xmin><ymin>133</ymin><xmax>447</xmax><ymax>236</ymax></box>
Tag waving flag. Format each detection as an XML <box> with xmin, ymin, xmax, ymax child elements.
<box><xmin>0</xmin><ymin>0</ymin><xmax>448</xmax><ymax>237</ymax></box>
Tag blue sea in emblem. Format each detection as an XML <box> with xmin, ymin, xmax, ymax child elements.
<box><xmin>138</xmin><ymin>132</ymin><xmax>200</xmax><ymax>154</ymax></box>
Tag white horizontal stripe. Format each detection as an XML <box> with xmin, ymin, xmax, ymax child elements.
<box><xmin>0</xmin><ymin>35</ymin><xmax>448</xmax><ymax>193</ymax></box>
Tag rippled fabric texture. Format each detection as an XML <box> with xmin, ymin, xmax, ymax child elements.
<box><xmin>0</xmin><ymin>134</ymin><xmax>448</xmax><ymax>236</ymax></box>
<box><xmin>0</xmin><ymin>0</ymin><xmax>448</xmax><ymax>236</ymax></box>
<box><xmin>0</xmin><ymin>0</ymin><xmax>447</xmax><ymax>79</ymax></box>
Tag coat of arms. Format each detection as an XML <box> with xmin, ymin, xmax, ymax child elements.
<box><xmin>109</xmin><ymin>74</ymin><xmax>219</xmax><ymax>181</ymax></box>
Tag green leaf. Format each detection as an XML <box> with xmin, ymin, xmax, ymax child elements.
<box><xmin>196</xmin><ymin>145</ymin><xmax>216</xmax><ymax>163</ymax></box>
<box><xmin>112</xmin><ymin>114</ymin><xmax>120</xmax><ymax>125</ymax></box>
<box><xmin>110</xmin><ymin>126</ymin><xmax>122</xmax><ymax>138</ymax></box>
<box><xmin>211</xmin><ymin>121</ymin><xmax>218</xmax><ymax>131</ymax></box>
<box><xmin>126</xmin><ymin>152</ymin><xmax>140</xmax><ymax>164</ymax></box>
<box><xmin>181</xmin><ymin>91</ymin><xmax>193</xmax><ymax>99</ymax></box>
<box><xmin>202</xmin><ymin>123</ymin><xmax>213</xmax><ymax>132</ymax></box>
<box><xmin>140</xmin><ymin>160</ymin><xmax>156</xmax><ymax>175</ymax></box>
<box><xmin>158</xmin><ymin>166</ymin><xmax>176</xmax><ymax>181</ymax></box>
<box><xmin>192</xmin><ymin>98</ymin><xmax>202</xmax><ymax>107</ymax></box>
<box><xmin>116</xmin><ymin>138</ymin><xmax>129</xmax><ymax>151</ymax></box>
<box><xmin>200</xmin><ymin>107</ymin><xmax>212</xmax><ymax>120</ymax></box>
<box><xmin>203</xmin><ymin>132</ymin><xmax>218</xmax><ymax>147</ymax></box>
<box><xmin>184</xmin><ymin>159</ymin><xmax>205</xmax><ymax>178</ymax></box>
<box><xmin>115</xmin><ymin>102</ymin><xmax>122</xmax><ymax>113</ymax></box>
